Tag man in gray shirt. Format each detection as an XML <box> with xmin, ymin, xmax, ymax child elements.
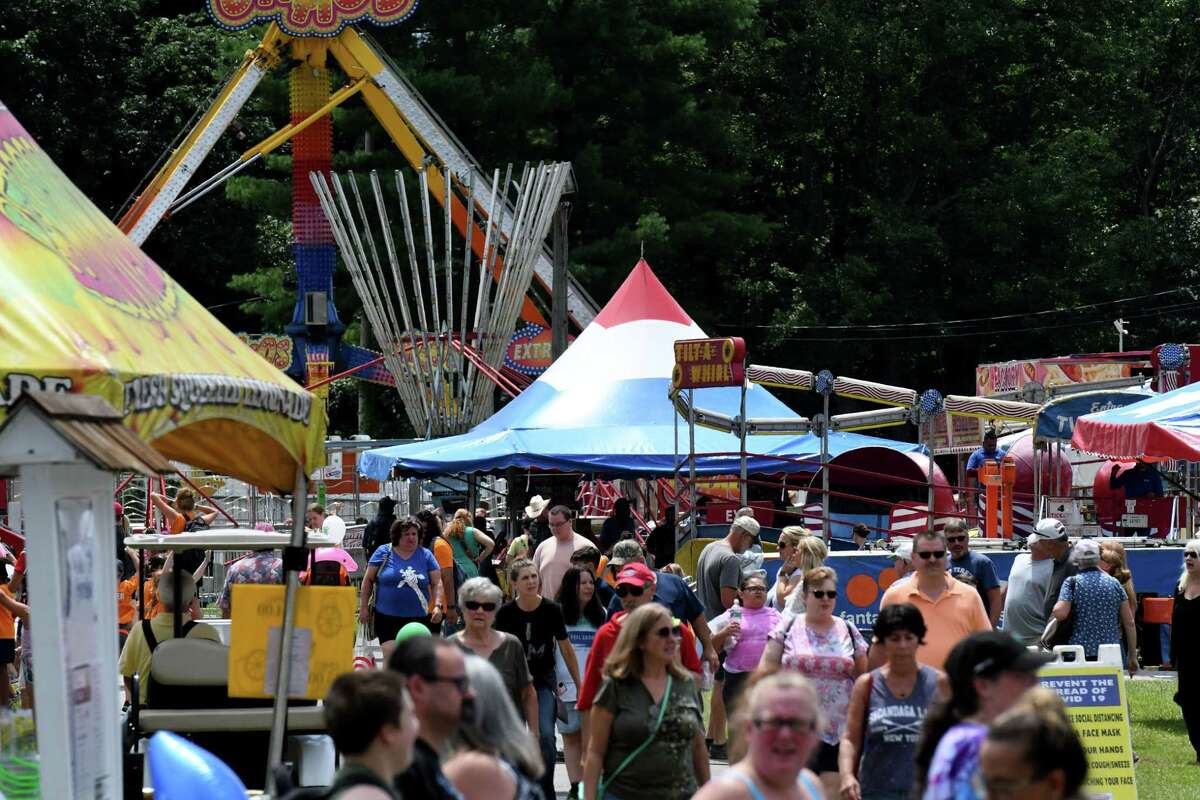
<box><xmin>1001</xmin><ymin>519</ymin><xmax>1069</xmax><ymax>644</ymax></box>
<box><xmin>695</xmin><ymin>515</ymin><xmax>760</xmax><ymax>620</ymax></box>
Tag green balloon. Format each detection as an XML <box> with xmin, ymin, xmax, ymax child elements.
<box><xmin>395</xmin><ymin>622</ymin><xmax>433</xmax><ymax>643</ymax></box>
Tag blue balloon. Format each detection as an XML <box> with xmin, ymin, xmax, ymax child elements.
<box><xmin>147</xmin><ymin>731</ymin><xmax>247</xmax><ymax>800</ymax></box>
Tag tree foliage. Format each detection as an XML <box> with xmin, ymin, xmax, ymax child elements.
<box><xmin>3</xmin><ymin>0</ymin><xmax>1200</xmax><ymax>436</ymax></box>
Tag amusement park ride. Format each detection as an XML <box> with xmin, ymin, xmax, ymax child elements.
<box><xmin>117</xmin><ymin>0</ymin><xmax>596</xmax><ymax>430</ymax></box>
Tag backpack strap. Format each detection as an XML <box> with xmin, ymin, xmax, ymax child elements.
<box><xmin>180</xmin><ymin>620</ymin><xmax>199</xmax><ymax>639</ymax></box>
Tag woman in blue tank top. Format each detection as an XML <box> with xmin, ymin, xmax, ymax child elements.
<box><xmin>838</xmin><ymin>603</ymin><xmax>948</xmax><ymax>800</ymax></box>
<box><xmin>691</xmin><ymin>672</ymin><xmax>824</xmax><ymax>800</ymax></box>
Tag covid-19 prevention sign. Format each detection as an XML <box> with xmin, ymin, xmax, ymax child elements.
<box><xmin>1039</xmin><ymin>665</ymin><xmax>1137</xmax><ymax>800</ymax></box>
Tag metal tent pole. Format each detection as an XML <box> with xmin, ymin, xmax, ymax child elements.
<box><xmin>925</xmin><ymin>419</ymin><xmax>936</xmax><ymax>529</ymax></box>
<box><xmin>738</xmin><ymin>379</ymin><xmax>748</xmax><ymax>507</ymax></box>
<box><xmin>820</xmin><ymin>393</ymin><xmax>831</xmax><ymax>541</ymax></box>
<box><xmin>688</xmin><ymin>389</ymin><xmax>698</xmax><ymax>539</ymax></box>
<box><xmin>266</xmin><ymin>465</ymin><xmax>309</xmax><ymax>791</ymax></box>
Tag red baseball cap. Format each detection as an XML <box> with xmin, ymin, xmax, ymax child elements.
<box><xmin>613</xmin><ymin>562</ymin><xmax>656</xmax><ymax>587</ymax></box>
<box><xmin>113</xmin><ymin>502</ymin><xmax>124</xmax><ymax>517</ymax></box>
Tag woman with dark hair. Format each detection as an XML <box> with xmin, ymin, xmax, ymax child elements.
<box><xmin>979</xmin><ymin>688</ymin><xmax>1089</xmax><ymax>800</ymax></box>
<box><xmin>839</xmin><ymin>603</ymin><xmax>947</xmax><ymax>800</ymax></box>
<box><xmin>915</xmin><ymin>632</ymin><xmax>1053</xmax><ymax>800</ymax></box>
<box><xmin>359</xmin><ymin>517</ymin><xmax>444</xmax><ymax>657</ymax></box>
<box><xmin>555</xmin><ymin>566</ymin><xmax>608</xmax><ymax>800</ymax></box>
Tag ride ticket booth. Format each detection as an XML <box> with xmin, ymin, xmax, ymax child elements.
<box><xmin>0</xmin><ymin>392</ymin><xmax>175</xmax><ymax>800</ymax></box>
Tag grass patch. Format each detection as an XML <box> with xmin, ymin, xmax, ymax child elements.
<box><xmin>1129</xmin><ymin>678</ymin><xmax>1196</xmax><ymax>799</ymax></box>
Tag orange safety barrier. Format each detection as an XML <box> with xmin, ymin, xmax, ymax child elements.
<box><xmin>1001</xmin><ymin>454</ymin><xmax>1017</xmax><ymax>538</ymax></box>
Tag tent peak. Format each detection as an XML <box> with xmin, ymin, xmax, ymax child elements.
<box><xmin>592</xmin><ymin>259</ymin><xmax>692</xmax><ymax>329</ymax></box>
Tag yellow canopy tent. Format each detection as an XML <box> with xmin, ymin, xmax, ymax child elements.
<box><xmin>0</xmin><ymin>102</ymin><xmax>325</xmax><ymax>491</ymax></box>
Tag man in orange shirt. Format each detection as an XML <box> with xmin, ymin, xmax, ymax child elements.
<box><xmin>877</xmin><ymin>529</ymin><xmax>990</xmax><ymax>669</ymax></box>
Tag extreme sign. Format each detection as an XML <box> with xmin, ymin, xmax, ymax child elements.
<box><xmin>672</xmin><ymin>337</ymin><xmax>746</xmax><ymax>391</ymax></box>
<box><xmin>1039</xmin><ymin>665</ymin><xmax>1137</xmax><ymax>800</ymax></box>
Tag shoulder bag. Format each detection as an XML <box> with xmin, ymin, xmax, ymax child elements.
<box><xmin>367</xmin><ymin>547</ymin><xmax>391</xmax><ymax>642</ymax></box>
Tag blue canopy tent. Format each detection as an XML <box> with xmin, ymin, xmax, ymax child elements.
<box><xmin>360</xmin><ymin>260</ymin><xmax>924</xmax><ymax>480</ymax></box>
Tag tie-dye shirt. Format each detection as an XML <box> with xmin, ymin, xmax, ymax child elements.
<box><xmin>922</xmin><ymin>721</ymin><xmax>986</xmax><ymax>800</ymax></box>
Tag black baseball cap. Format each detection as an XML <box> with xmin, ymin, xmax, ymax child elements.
<box><xmin>945</xmin><ymin>631</ymin><xmax>1053</xmax><ymax>679</ymax></box>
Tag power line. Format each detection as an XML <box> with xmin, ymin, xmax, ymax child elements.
<box><xmin>773</xmin><ymin>300</ymin><xmax>1200</xmax><ymax>342</ymax></box>
<box><xmin>735</xmin><ymin>285</ymin><xmax>1197</xmax><ymax>332</ymax></box>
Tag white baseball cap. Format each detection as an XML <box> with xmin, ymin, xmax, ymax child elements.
<box><xmin>889</xmin><ymin>540</ymin><xmax>913</xmax><ymax>562</ymax></box>
<box><xmin>1028</xmin><ymin>518</ymin><xmax>1067</xmax><ymax>543</ymax></box>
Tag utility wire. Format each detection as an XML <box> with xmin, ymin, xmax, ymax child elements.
<box><xmin>773</xmin><ymin>299</ymin><xmax>1200</xmax><ymax>342</ymax></box>
<box><xmin>734</xmin><ymin>285</ymin><xmax>1197</xmax><ymax>332</ymax></box>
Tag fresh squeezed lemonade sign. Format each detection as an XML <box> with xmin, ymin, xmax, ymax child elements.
<box><xmin>1040</xmin><ymin>665</ymin><xmax>1137</xmax><ymax>800</ymax></box>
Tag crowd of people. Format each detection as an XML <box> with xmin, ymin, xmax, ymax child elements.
<box><xmin>93</xmin><ymin>488</ymin><xmax>1200</xmax><ymax>799</ymax></box>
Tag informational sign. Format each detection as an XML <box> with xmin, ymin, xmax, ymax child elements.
<box><xmin>1039</xmin><ymin>666</ymin><xmax>1137</xmax><ymax>800</ymax></box>
<box><xmin>228</xmin><ymin>584</ymin><xmax>356</xmax><ymax>700</ymax></box>
<box><xmin>672</xmin><ymin>337</ymin><xmax>746</xmax><ymax>391</ymax></box>
<box><xmin>929</xmin><ymin>412</ymin><xmax>984</xmax><ymax>454</ymax></box>
<box><xmin>1044</xmin><ymin>496</ymin><xmax>1083</xmax><ymax>525</ymax></box>
<box><xmin>56</xmin><ymin>498</ymin><xmax>110</xmax><ymax>799</ymax></box>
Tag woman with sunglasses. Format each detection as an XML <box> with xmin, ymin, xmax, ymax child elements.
<box><xmin>583</xmin><ymin>602</ymin><xmax>708</xmax><ymax>800</ymax></box>
<box><xmin>839</xmin><ymin>603</ymin><xmax>947</xmax><ymax>800</ymax></box>
<box><xmin>359</xmin><ymin>517</ymin><xmax>445</xmax><ymax>657</ymax></box>
<box><xmin>711</xmin><ymin>572</ymin><xmax>780</xmax><ymax>714</ymax></box>
<box><xmin>451</xmin><ymin>577</ymin><xmax>540</xmax><ymax>742</ymax></box>
<box><xmin>772</xmin><ymin>532</ymin><xmax>828</xmax><ymax>613</ymax></box>
<box><xmin>555</xmin><ymin>566</ymin><xmax>608</xmax><ymax>800</ymax></box>
<box><xmin>758</xmin><ymin>566</ymin><xmax>867</xmax><ymax>800</ymax></box>
<box><xmin>692</xmin><ymin>672</ymin><xmax>824</xmax><ymax>800</ymax></box>
<box><xmin>496</xmin><ymin>559</ymin><xmax>581</xmax><ymax>800</ymax></box>
<box><xmin>1174</xmin><ymin>540</ymin><xmax>1200</xmax><ymax>763</ymax></box>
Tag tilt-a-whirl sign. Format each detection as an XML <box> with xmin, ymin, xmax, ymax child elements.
<box><xmin>672</xmin><ymin>337</ymin><xmax>746</xmax><ymax>392</ymax></box>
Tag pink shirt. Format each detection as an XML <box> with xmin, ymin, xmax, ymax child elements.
<box><xmin>710</xmin><ymin>605</ymin><xmax>781</xmax><ymax>673</ymax></box>
<box><xmin>533</xmin><ymin>532</ymin><xmax>594</xmax><ymax>600</ymax></box>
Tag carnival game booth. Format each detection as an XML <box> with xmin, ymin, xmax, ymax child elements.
<box><xmin>359</xmin><ymin>260</ymin><xmax>927</xmax><ymax>525</ymax></box>
<box><xmin>0</xmin><ymin>101</ymin><xmax>328</xmax><ymax>798</ymax></box>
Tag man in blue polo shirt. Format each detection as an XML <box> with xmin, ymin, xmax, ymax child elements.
<box><xmin>965</xmin><ymin>429</ymin><xmax>1006</xmax><ymax>488</ymax></box>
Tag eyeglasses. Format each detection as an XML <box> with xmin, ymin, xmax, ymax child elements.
<box><xmin>421</xmin><ymin>673</ymin><xmax>470</xmax><ymax>692</ymax></box>
<box><xmin>917</xmin><ymin>550</ymin><xmax>946</xmax><ymax>560</ymax></box>
<box><xmin>946</xmin><ymin>536</ymin><xmax>967</xmax><ymax>544</ymax></box>
<box><xmin>810</xmin><ymin>590</ymin><xmax>838</xmax><ymax>599</ymax></box>
<box><xmin>463</xmin><ymin>601</ymin><xmax>497</xmax><ymax>612</ymax></box>
<box><xmin>616</xmin><ymin>584</ymin><xmax>648</xmax><ymax>598</ymax></box>
<box><xmin>751</xmin><ymin>716</ymin><xmax>816</xmax><ymax>734</ymax></box>
<box><xmin>654</xmin><ymin>625</ymin><xmax>683</xmax><ymax>639</ymax></box>
<box><xmin>742</xmin><ymin>586</ymin><xmax>767</xmax><ymax>593</ymax></box>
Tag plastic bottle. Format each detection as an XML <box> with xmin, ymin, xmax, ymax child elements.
<box><xmin>701</xmin><ymin>661</ymin><xmax>714</xmax><ymax>691</ymax></box>
<box><xmin>728</xmin><ymin>599</ymin><xmax>743</xmax><ymax>648</ymax></box>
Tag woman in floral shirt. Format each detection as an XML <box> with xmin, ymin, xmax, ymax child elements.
<box><xmin>758</xmin><ymin>566</ymin><xmax>867</xmax><ymax>800</ymax></box>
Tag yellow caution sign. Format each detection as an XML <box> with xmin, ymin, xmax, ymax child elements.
<box><xmin>1039</xmin><ymin>665</ymin><xmax>1137</xmax><ymax>799</ymax></box>
<box><xmin>228</xmin><ymin>584</ymin><xmax>356</xmax><ymax>700</ymax></box>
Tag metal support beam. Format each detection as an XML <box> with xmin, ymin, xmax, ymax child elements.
<box><xmin>551</xmin><ymin>202</ymin><xmax>571</xmax><ymax>359</ymax></box>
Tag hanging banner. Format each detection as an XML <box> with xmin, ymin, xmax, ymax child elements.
<box><xmin>1039</xmin><ymin>665</ymin><xmax>1137</xmax><ymax>800</ymax></box>
<box><xmin>504</xmin><ymin>322</ymin><xmax>573</xmax><ymax>377</ymax></box>
<box><xmin>976</xmin><ymin>359</ymin><xmax>1134</xmax><ymax>397</ymax></box>
<box><xmin>672</xmin><ymin>337</ymin><xmax>746</xmax><ymax>391</ymax></box>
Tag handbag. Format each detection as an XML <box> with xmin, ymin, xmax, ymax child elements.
<box><xmin>352</xmin><ymin>623</ymin><xmax>375</xmax><ymax>670</ymax></box>
<box><xmin>1041</xmin><ymin>575</ymin><xmax>1078</xmax><ymax>650</ymax></box>
<box><xmin>367</xmin><ymin>548</ymin><xmax>392</xmax><ymax>642</ymax></box>
<box><xmin>599</xmin><ymin>674</ymin><xmax>672</xmax><ymax>798</ymax></box>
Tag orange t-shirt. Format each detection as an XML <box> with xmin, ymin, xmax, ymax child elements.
<box><xmin>168</xmin><ymin>510</ymin><xmax>196</xmax><ymax>534</ymax></box>
<box><xmin>117</xmin><ymin>577</ymin><xmax>139</xmax><ymax>626</ymax></box>
<box><xmin>430</xmin><ymin>537</ymin><xmax>453</xmax><ymax>613</ymax></box>
<box><xmin>0</xmin><ymin>587</ymin><xmax>14</xmax><ymax>640</ymax></box>
<box><xmin>141</xmin><ymin>579</ymin><xmax>163</xmax><ymax>619</ymax></box>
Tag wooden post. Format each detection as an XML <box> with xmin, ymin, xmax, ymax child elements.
<box><xmin>551</xmin><ymin>202</ymin><xmax>571</xmax><ymax>359</ymax></box>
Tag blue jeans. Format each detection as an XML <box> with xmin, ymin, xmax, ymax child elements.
<box><xmin>535</xmin><ymin>676</ymin><xmax>557</xmax><ymax>800</ymax></box>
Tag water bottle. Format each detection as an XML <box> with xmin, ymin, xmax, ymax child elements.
<box><xmin>728</xmin><ymin>599</ymin><xmax>743</xmax><ymax>648</ymax></box>
<box><xmin>701</xmin><ymin>661</ymin><xmax>714</xmax><ymax>691</ymax></box>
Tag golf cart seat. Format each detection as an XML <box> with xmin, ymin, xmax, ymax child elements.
<box><xmin>133</xmin><ymin>637</ymin><xmax>325</xmax><ymax>733</ymax></box>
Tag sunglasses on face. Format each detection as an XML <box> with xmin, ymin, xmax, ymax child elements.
<box><xmin>917</xmin><ymin>550</ymin><xmax>946</xmax><ymax>560</ymax></box>
<box><xmin>463</xmin><ymin>601</ymin><xmax>497</xmax><ymax>612</ymax></box>
<box><xmin>654</xmin><ymin>625</ymin><xmax>683</xmax><ymax>639</ymax></box>
<box><xmin>946</xmin><ymin>536</ymin><xmax>967</xmax><ymax>544</ymax></box>
<box><xmin>616</xmin><ymin>584</ymin><xmax>648</xmax><ymax>598</ymax></box>
<box><xmin>1185</xmin><ymin>552</ymin><xmax>1199</xmax><ymax>560</ymax></box>
<box><xmin>421</xmin><ymin>673</ymin><xmax>470</xmax><ymax>692</ymax></box>
<box><xmin>752</xmin><ymin>716</ymin><xmax>816</xmax><ymax>734</ymax></box>
<box><xmin>810</xmin><ymin>590</ymin><xmax>837</xmax><ymax>599</ymax></box>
